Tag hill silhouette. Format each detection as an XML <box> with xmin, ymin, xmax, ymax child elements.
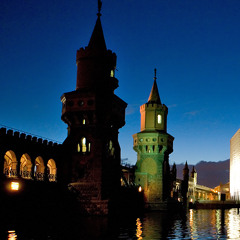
<box><xmin>176</xmin><ymin>159</ymin><xmax>229</xmax><ymax>188</ymax></box>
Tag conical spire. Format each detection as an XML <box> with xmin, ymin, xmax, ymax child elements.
<box><xmin>191</xmin><ymin>166</ymin><xmax>196</xmax><ymax>174</ymax></box>
<box><xmin>148</xmin><ymin>68</ymin><xmax>161</xmax><ymax>104</ymax></box>
<box><xmin>88</xmin><ymin>1</ymin><xmax>106</xmax><ymax>51</ymax></box>
<box><xmin>184</xmin><ymin>161</ymin><xmax>189</xmax><ymax>170</ymax></box>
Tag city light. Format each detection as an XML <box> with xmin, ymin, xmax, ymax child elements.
<box><xmin>10</xmin><ymin>182</ymin><xmax>19</xmax><ymax>191</ymax></box>
<box><xmin>138</xmin><ymin>186</ymin><xmax>142</xmax><ymax>192</ymax></box>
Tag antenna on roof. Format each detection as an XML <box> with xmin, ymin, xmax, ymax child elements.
<box><xmin>97</xmin><ymin>0</ymin><xmax>102</xmax><ymax>17</ymax></box>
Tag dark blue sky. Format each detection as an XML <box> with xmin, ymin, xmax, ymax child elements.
<box><xmin>1</xmin><ymin>0</ymin><xmax>240</xmax><ymax>165</ymax></box>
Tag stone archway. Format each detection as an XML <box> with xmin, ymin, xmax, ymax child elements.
<box><xmin>3</xmin><ymin>150</ymin><xmax>18</xmax><ymax>178</ymax></box>
<box><xmin>20</xmin><ymin>153</ymin><xmax>32</xmax><ymax>179</ymax></box>
<box><xmin>47</xmin><ymin>159</ymin><xmax>57</xmax><ymax>182</ymax></box>
<box><xmin>34</xmin><ymin>156</ymin><xmax>45</xmax><ymax>181</ymax></box>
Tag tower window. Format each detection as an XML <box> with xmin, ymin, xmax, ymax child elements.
<box><xmin>82</xmin><ymin>137</ymin><xmax>87</xmax><ymax>153</ymax></box>
<box><xmin>157</xmin><ymin>114</ymin><xmax>162</xmax><ymax>124</ymax></box>
<box><xmin>77</xmin><ymin>138</ymin><xmax>91</xmax><ymax>153</ymax></box>
<box><xmin>88</xmin><ymin>143</ymin><xmax>91</xmax><ymax>152</ymax></box>
<box><xmin>83</xmin><ymin>119</ymin><xmax>86</xmax><ymax>125</ymax></box>
<box><xmin>110</xmin><ymin>70</ymin><xmax>115</xmax><ymax>77</ymax></box>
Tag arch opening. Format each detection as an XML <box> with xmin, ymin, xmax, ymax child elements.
<box><xmin>34</xmin><ymin>156</ymin><xmax>45</xmax><ymax>181</ymax></box>
<box><xmin>3</xmin><ymin>150</ymin><xmax>18</xmax><ymax>178</ymax></box>
<box><xmin>47</xmin><ymin>159</ymin><xmax>57</xmax><ymax>182</ymax></box>
<box><xmin>20</xmin><ymin>154</ymin><xmax>32</xmax><ymax>179</ymax></box>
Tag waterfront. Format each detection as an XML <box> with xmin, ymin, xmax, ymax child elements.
<box><xmin>2</xmin><ymin>208</ymin><xmax>240</xmax><ymax>239</ymax></box>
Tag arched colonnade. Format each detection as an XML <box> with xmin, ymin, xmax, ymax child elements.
<box><xmin>3</xmin><ymin>150</ymin><xmax>57</xmax><ymax>182</ymax></box>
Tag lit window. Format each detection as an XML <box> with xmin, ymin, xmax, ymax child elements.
<box><xmin>88</xmin><ymin>143</ymin><xmax>91</xmax><ymax>152</ymax></box>
<box><xmin>110</xmin><ymin>70</ymin><xmax>115</xmax><ymax>77</ymax></box>
<box><xmin>83</xmin><ymin>119</ymin><xmax>86</xmax><ymax>125</ymax></box>
<box><xmin>157</xmin><ymin>114</ymin><xmax>162</xmax><ymax>124</ymax></box>
<box><xmin>82</xmin><ymin>138</ymin><xmax>87</xmax><ymax>153</ymax></box>
<box><xmin>109</xmin><ymin>140</ymin><xmax>113</xmax><ymax>150</ymax></box>
<box><xmin>77</xmin><ymin>143</ymin><xmax>81</xmax><ymax>152</ymax></box>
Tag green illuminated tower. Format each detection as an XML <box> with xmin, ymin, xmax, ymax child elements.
<box><xmin>133</xmin><ymin>69</ymin><xmax>174</xmax><ymax>210</ymax></box>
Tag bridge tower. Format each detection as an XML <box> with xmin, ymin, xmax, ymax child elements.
<box><xmin>133</xmin><ymin>69</ymin><xmax>174</xmax><ymax>210</ymax></box>
<box><xmin>61</xmin><ymin>4</ymin><xmax>127</xmax><ymax>214</ymax></box>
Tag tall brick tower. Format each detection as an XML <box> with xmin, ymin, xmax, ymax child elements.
<box><xmin>61</xmin><ymin>4</ymin><xmax>127</xmax><ymax>214</ymax></box>
<box><xmin>133</xmin><ymin>69</ymin><xmax>174</xmax><ymax>210</ymax></box>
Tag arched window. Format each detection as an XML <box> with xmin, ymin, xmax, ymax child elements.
<box><xmin>3</xmin><ymin>150</ymin><xmax>18</xmax><ymax>178</ymax></box>
<box><xmin>82</xmin><ymin>137</ymin><xmax>87</xmax><ymax>153</ymax></box>
<box><xmin>20</xmin><ymin>154</ymin><xmax>32</xmax><ymax>179</ymax></box>
<box><xmin>34</xmin><ymin>156</ymin><xmax>45</xmax><ymax>181</ymax></box>
<box><xmin>77</xmin><ymin>137</ymin><xmax>91</xmax><ymax>153</ymax></box>
<box><xmin>47</xmin><ymin>159</ymin><xmax>57</xmax><ymax>182</ymax></box>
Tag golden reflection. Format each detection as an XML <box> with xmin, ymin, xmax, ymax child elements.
<box><xmin>189</xmin><ymin>209</ymin><xmax>193</xmax><ymax>227</ymax></box>
<box><xmin>189</xmin><ymin>209</ymin><xmax>197</xmax><ymax>239</ymax></box>
<box><xmin>136</xmin><ymin>217</ymin><xmax>143</xmax><ymax>240</ymax></box>
<box><xmin>215</xmin><ymin>209</ymin><xmax>221</xmax><ymax>234</ymax></box>
<box><xmin>8</xmin><ymin>230</ymin><xmax>17</xmax><ymax>240</ymax></box>
<box><xmin>228</xmin><ymin>208</ymin><xmax>240</xmax><ymax>239</ymax></box>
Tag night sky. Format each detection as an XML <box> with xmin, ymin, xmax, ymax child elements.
<box><xmin>1</xmin><ymin>0</ymin><xmax>240</xmax><ymax>165</ymax></box>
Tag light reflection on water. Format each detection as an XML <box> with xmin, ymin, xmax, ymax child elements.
<box><xmin>8</xmin><ymin>230</ymin><xmax>17</xmax><ymax>240</ymax></box>
<box><xmin>3</xmin><ymin>208</ymin><xmax>240</xmax><ymax>239</ymax></box>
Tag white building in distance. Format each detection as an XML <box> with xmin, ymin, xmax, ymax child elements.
<box><xmin>230</xmin><ymin>129</ymin><xmax>240</xmax><ymax>200</ymax></box>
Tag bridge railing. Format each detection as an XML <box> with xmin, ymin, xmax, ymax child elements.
<box><xmin>4</xmin><ymin>168</ymin><xmax>18</xmax><ymax>178</ymax></box>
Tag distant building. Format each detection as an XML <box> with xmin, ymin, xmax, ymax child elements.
<box><xmin>214</xmin><ymin>182</ymin><xmax>230</xmax><ymax>200</ymax></box>
<box><xmin>230</xmin><ymin>129</ymin><xmax>240</xmax><ymax>200</ymax></box>
<box><xmin>175</xmin><ymin>163</ymin><xmax>218</xmax><ymax>203</ymax></box>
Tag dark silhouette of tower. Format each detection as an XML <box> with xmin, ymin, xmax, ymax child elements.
<box><xmin>61</xmin><ymin>5</ymin><xmax>127</xmax><ymax>214</ymax></box>
<box><xmin>182</xmin><ymin>161</ymin><xmax>189</xmax><ymax>205</ymax></box>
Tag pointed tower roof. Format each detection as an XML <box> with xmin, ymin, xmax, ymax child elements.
<box><xmin>191</xmin><ymin>166</ymin><xmax>196</xmax><ymax>173</ymax></box>
<box><xmin>88</xmin><ymin>15</ymin><xmax>107</xmax><ymax>51</ymax></box>
<box><xmin>184</xmin><ymin>161</ymin><xmax>189</xmax><ymax>170</ymax></box>
<box><xmin>148</xmin><ymin>69</ymin><xmax>161</xmax><ymax>104</ymax></box>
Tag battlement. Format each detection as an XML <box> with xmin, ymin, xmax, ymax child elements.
<box><xmin>76</xmin><ymin>46</ymin><xmax>116</xmax><ymax>60</ymax></box>
<box><xmin>140</xmin><ymin>103</ymin><xmax>167</xmax><ymax>110</ymax></box>
<box><xmin>0</xmin><ymin>127</ymin><xmax>60</xmax><ymax>147</ymax></box>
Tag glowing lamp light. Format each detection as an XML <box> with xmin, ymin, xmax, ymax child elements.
<box><xmin>10</xmin><ymin>182</ymin><xmax>19</xmax><ymax>191</ymax></box>
<box><xmin>138</xmin><ymin>186</ymin><xmax>142</xmax><ymax>193</ymax></box>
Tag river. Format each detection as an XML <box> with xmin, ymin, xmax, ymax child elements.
<box><xmin>2</xmin><ymin>208</ymin><xmax>240</xmax><ymax>239</ymax></box>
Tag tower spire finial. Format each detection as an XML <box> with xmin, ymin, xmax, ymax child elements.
<box><xmin>97</xmin><ymin>0</ymin><xmax>102</xmax><ymax>17</ymax></box>
<box><xmin>154</xmin><ymin>68</ymin><xmax>157</xmax><ymax>81</ymax></box>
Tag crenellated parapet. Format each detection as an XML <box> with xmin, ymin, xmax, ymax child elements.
<box><xmin>0</xmin><ymin>127</ymin><xmax>61</xmax><ymax>183</ymax></box>
<box><xmin>0</xmin><ymin>127</ymin><xmax>59</xmax><ymax>147</ymax></box>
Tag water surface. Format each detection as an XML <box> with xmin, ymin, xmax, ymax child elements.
<box><xmin>2</xmin><ymin>208</ymin><xmax>240</xmax><ymax>239</ymax></box>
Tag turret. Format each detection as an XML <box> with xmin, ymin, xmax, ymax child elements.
<box><xmin>76</xmin><ymin>15</ymin><xmax>118</xmax><ymax>93</ymax></box>
<box><xmin>182</xmin><ymin>161</ymin><xmax>189</xmax><ymax>205</ymax></box>
<box><xmin>140</xmin><ymin>69</ymin><xmax>168</xmax><ymax>133</ymax></box>
<box><xmin>60</xmin><ymin>1</ymin><xmax>127</xmax><ymax>214</ymax></box>
<box><xmin>133</xmin><ymin>69</ymin><xmax>174</xmax><ymax>210</ymax></box>
<box><xmin>191</xmin><ymin>166</ymin><xmax>197</xmax><ymax>186</ymax></box>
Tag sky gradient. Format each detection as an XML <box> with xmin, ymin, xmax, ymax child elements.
<box><xmin>1</xmin><ymin>0</ymin><xmax>240</xmax><ymax>165</ymax></box>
